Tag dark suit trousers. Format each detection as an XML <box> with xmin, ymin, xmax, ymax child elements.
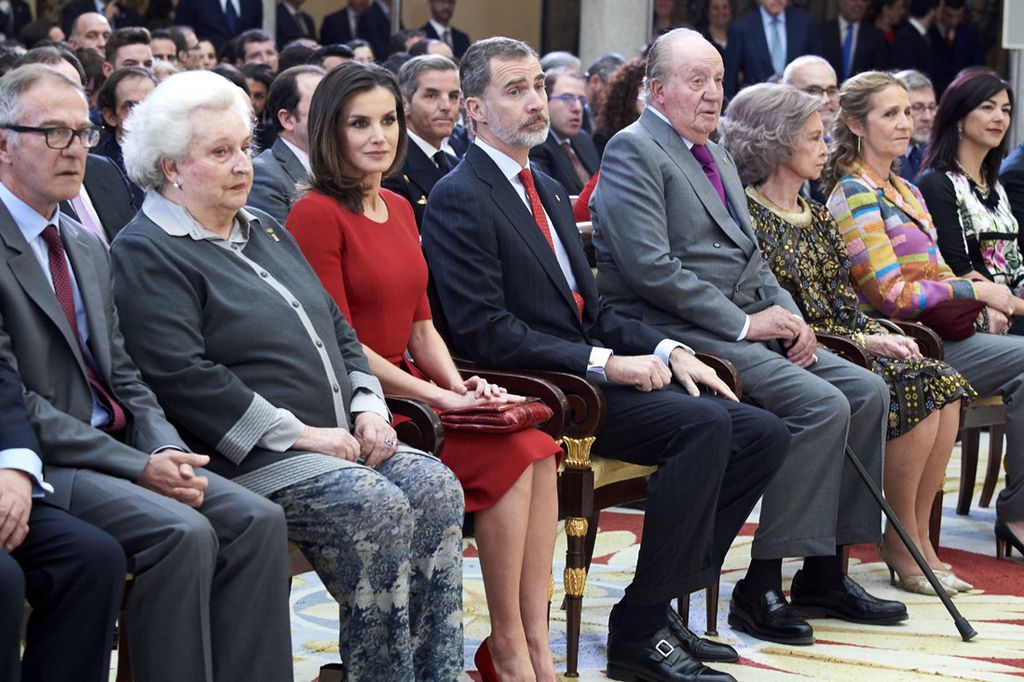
<box><xmin>2</xmin><ymin>502</ymin><xmax>125</xmax><ymax>682</ymax></box>
<box><xmin>592</xmin><ymin>383</ymin><xmax>788</xmax><ymax>605</ymax></box>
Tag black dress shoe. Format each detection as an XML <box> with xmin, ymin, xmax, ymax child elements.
<box><xmin>665</xmin><ymin>606</ymin><xmax>739</xmax><ymax>663</ymax></box>
<box><xmin>607</xmin><ymin>625</ymin><xmax>737</xmax><ymax>682</ymax></box>
<box><xmin>727</xmin><ymin>579</ymin><xmax>814</xmax><ymax>645</ymax></box>
<box><xmin>790</xmin><ymin>569</ymin><xmax>908</xmax><ymax>625</ymax></box>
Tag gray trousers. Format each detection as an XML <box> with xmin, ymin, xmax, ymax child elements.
<box><xmin>269</xmin><ymin>450</ymin><xmax>465</xmax><ymax>682</ymax></box>
<box><xmin>740</xmin><ymin>349</ymin><xmax>889</xmax><ymax>559</ymax></box>
<box><xmin>68</xmin><ymin>468</ymin><xmax>292</xmax><ymax>682</ymax></box>
<box><xmin>944</xmin><ymin>332</ymin><xmax>1024</xmax><ymax>521</ymax></box>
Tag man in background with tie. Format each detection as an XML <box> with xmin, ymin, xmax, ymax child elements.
<box><xmin>724</xmin><ymin>0</ymin><xmax>819</xmax><ymax>98</ymax></box>
<box><xmin>821</xmin><ymin>0</ymin><xmax>890</xmax><ymax>82</ymax></box>
<box><xmin>175</xmin><ymin>0</ymin><xmax>262</xmax><ymax>52</ymax></box>
<box><xmin>382</xmin><ymin>55</ymin><xmax>460</xmax><ymax>228</ymax></box>
<box><xmin>592</xmin><ymin>28</ymin><xmax>907</xmax><ymax>648</ymax></box>
<box><xmin>421</xmin><ymin>0</ymin><xmax>470</xmax><ymax>59</ymax></box>
<box><xmin>528</xmin><ymin>67</ymin><xmax>599</xmax><ymax>196</ymax></box>
<box><xmin>896</xmin><ymin>69</ymin><xmax>936</xmax><ymax>181</ymax></box>
<box><xmin>423</xmin><ymin>36</ymin><xmax>790</xmax><ymax>682</ymax></box>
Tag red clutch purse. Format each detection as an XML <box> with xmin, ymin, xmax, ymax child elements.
<box><xmin>917</xmin><ymin>299</ymin><xmax>986</xmax><ymax>341</ymax></box>
<box><xmin>438</xmin><ymin>398</ymin><xmax>554</xmax><ymax>434</ymax></box>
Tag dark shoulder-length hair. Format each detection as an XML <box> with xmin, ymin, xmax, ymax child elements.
<box><xmin>923</xmin><ymin>67</ymin><xmax>1013</xmax><ymax>188</ymax></box>
<box><xmin>307</xmin><ymin>61</ymin><xmax>408</xmax><ymax>214</ymax></box>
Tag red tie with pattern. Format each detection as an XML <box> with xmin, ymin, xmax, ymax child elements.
<box><xmin>41</xmin><ymin>225</ymin><xmax>127</xmax><ymax>433</ymax></box>
<box><xmin>517</xmin><ymin>168</ymin><xmax>585</xmax><ymax>321</ymax></box>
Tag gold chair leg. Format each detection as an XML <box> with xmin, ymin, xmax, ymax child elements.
<box><xmin>559</xmin><ymin>436</ymin><xmax>595</xmax><ymax>679</ymax></box>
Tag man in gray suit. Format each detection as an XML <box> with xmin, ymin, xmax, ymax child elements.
<box><xmin>0</xmin><ymin>65</ymin><xmax>292</xmax><ymax>681</ymax></box>
<box><xmin>250</xmin><ymin>65</ymin><xmax>324</xmax><ymax>226</ymax></box>
<box><xmin>592</xmin><ymin>29</ymin><xmax>907</xmax><ymax>645</ymax></box>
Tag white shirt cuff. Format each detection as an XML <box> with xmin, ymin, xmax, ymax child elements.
<box><xmin>654</xmin><ymin>339</ymin><xmax>693</xmax><ymax>365</ymax></box>
<box><xmin>0</xmin><ymin>448</ymin><xmax>54</xmax><ymax>497</ymax></box>
<box><xmin>587</xmin><ymin>347</ymin><xmax>614</xmax><ymax>376</ymax></box>
<box><xmin>736</xmin><ymin>314</ymin><xmax>750</xmax><ymax>341</ymax></box>
<box><xmin>257</xmin><ymin>408</ymin><xmax>306</xmax><ymax>452</ymax></box>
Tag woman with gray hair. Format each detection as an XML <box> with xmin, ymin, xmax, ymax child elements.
<box><xmin>108</xmin><ymin>70</ymin><xmax>466</xmax><ymax>679</ymax></box>
<box><xmin>720</xmin><ymin>82</ymin><xmax>974</xmax><ymax>596</ymax></box>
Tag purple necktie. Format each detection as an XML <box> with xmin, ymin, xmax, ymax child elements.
<box><xmin>690</xmin><ymin>144</ymin><xmax>728</xmax><ymax>210</ymax></box>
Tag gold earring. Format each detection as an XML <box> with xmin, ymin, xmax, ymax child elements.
<box><xmin>856</xmin><ymin>136</ymin><xmax>861</xmax><ymax>154</ymax></box>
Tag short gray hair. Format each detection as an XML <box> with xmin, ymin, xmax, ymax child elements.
<box><xmin>644</xmin><ymin>27</ymin><xmax>703</xmax><ymax>99</ymax></box>
<box><xmin>0</xmin><ymin>65</ymin><xmax>85</xmax><ymax>144</ymax></box>
<box><xmin>460</xmin><ymin>36</ymin><xmax>537</xmax><ymax>100</ymax></box>
<box><xmin>122</xmin><ymin>70</ymin><xmax>252</xmax><ymax>190</ymax></box>
<box><xmin>781</xmin><ymin>55</ymin><xmax>834</xmax><ymax>85</ymax></box>
<box><xmin>539</xmin><ymin>50</ymin><xmax>580</xmax><ymax>72</ymax></box>
<box><xmin>398</xmin><ymin>54</ymin><xmax>457</xmax><ymax>101</ymax></box>
<box><xmin>587</xmin><ymin>52</ymin><xmax>625</xmax><ymax>82</ymax></box>
<box><xmin>718</xmin><ymin>83</ymin><xmax>823</xmax><ymax>185</ymax></box>
<box><xmin>895</xmin><ymin>69</ymin><xmax>933</xmax><ymax>93</ymax></box>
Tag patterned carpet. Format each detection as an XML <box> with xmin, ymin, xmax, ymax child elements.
<box><xmin>109</xmin><ymin>440</ymin><xmax>1024</xmax><ymax>680</ymax></box>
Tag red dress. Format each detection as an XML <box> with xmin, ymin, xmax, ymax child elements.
<box><xmin>288</xmin><ymin>188</ymin><xmax>561</xmax><ymax>512</ymax></box>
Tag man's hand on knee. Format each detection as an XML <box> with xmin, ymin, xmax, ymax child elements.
<box><xmin>0</xmin><ymin>469</ymin><xmax>31</xmax><ymax>552</ymax></box>
<box><xmin>605</xmin><ymin>355</ymin><xmax>672</xmax><ymax>392</ymax></box>
<box><xmin>139</xmin><ymin>450</ymin><xmax>210</xmax><ymax>507</ymax></box>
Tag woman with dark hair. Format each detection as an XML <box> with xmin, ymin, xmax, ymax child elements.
<box><xmin>577</xmin><ymin>58</ymin><xmax>647</xmax><ymax>221</ymax></box>
<box><xmin>287</xmin><ymin>63</ymin><xmax>563</xmax><ymax>682</ymax></box>
<box><xmin>917</xmin><ymin>68</ymin><xmax>1024</xmax><ymax>332</ymax></box>
<box><xmin>867</xmin><ymin>0</ymin><xmax>907</xmax><ymax>44</ymax></box>
<box><xmin>240</xmin><ymin>62</ymin><xmax>273</xmax><ymax>119</ymax></box>
<box><xmin>109</xmin><ymin>70</ymin><xmax>465</xmax><ymax>680</ymax></box>
<box><xmin>695</xmin><ymin>0</ymin><xmax>733</xmax><ymax>54</ymax></box>
<box><xmin>721</xmin><ymin>82</ymin><xmax>973</xmax><ymax>596</ymax></box>
<box><xmin>827</xmin><ymin>70</ymin><xmax>1024</xmax><ymax>564</ymax></box>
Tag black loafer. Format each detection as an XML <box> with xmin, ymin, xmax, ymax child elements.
<box><xmin>727</xmin><ymin>579</ymin><xmax>814</xmax><ymax>645</ymax></box>
<box><xmin>607</xmin><ymin>625</ymin><xmax>737</xmax><ymax>682</ymax></box>
<box><xmin>790</xmin><ymin>570</ymin><xmax>908</xmax><ymax>625</ymax></box>
<box><xmin>666</xmin><ymin>606</ymin><xmax>739</xmax><ymax>663</ymax></box>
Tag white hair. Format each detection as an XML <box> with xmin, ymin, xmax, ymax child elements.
<box><xmin>122</xmin><ymin>70</ymin><xmax>253</xmax><ymax>190</ymax></box>
<box><xmin>781</xmin><ymin>55</ymin><xmax>834</xmax><ymax>85</ymax></box>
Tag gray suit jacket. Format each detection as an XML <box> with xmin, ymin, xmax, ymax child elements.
<box><xmin>250</xmin><ymin>138</ymin><xmax>308</xmax><ymax>227</ymax></box>
<box><xmin>590</xmin><ymin>108</ymin><xmax>800</xmax><ymax>371</ymax></box>
<box><xmin>0</xmin><ymin>202</ymin><xmax>186</xmax><ymax>507</ymax></box>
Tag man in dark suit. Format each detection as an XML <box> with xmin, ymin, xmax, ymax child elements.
<box><xmin>592</xmin><ymin>29</ymin><xmax>906</xmax><ymax>649</ymax></box>
<box><xmin>896</xmin><ymin>69</ymin><xmax>936</xmax><ymax>181</ymax></box>
<box><xmin>174</xmin><ymin>0</ymin><xmax>262</xmax><ymax>51</ymax></box>
<box><xmin>250</xmin><ymin>65</ymin><xmax>324</xmax><ymax>225</ymax></box>
<box><xmin>1000</xmin><ymin>139</ymin><xmax>1024</xmax><ymax>228</ymax></box>
<box><xmin>927</xmin><ymin>0</ymin><xmax>985</xmax><ymax>95</ymax></box>
<box><xmin>421</xmin><ymin>0</ymin><xmax>470</xmax><ymax>59</ymax></box>
<box><xmin>820</xmin><ymin>0</ymin><xmax>890</xmax><ymax>80</ymax></box>
<box><xmin>59</xmin><ymin>153</ymin><xmax>137</xmax><ymax>244</ymax></box>
<box><xmin>321</xmin><ymin>0</ymin><xmax>391</xmax><ymax>61</ymax></box>
<box><xmin>0</xmin><ymin>64</ymin><xmax>291</xmax><ymax>682</ymax></box>
<box><xmin>61</xmin><ymin>0</ymin><xmax>140</xmax><ymax>36</ymax></box>
<box><xmin>528</xmin><ymin>67</ymin><xmax>599</xmax><ymax>196</ymax></box>
<box><xmin>382</xmin><ymin>55</ymin><xmax>459</xmax><ymax>228</ymax></box>
<box><xmin>724</xmin><ymin>0</ymin><xmax>820</xmax><ymax>98</ymax></box>
<box><xmin>422</xmin><ymin>37</ymin><xmax>788</xmax><ymax>682</ymax></box>
<box><xmin>0</xmin><ymin>0</ymin><xmax>32</xmax><ymax>39</ymax></box>
<box><xmin>277</xmin><ymin>0</ymin><xmax>316</xmax><ymax>46</ymax></box>
<box><xmin>1</xmin><ymin>358</ymin><xmax>125</xmax><ymax>682</ymax></box>
<box><xmin>891</xmin><ymin>0</ymin><xmax>938</xmax><ymax>77</ymax></box>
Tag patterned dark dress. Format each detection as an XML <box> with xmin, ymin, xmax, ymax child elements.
<box><xmin>747</xmin><ymin>188</ymin><xmax>974</xmax><ymax>439</ymax></box>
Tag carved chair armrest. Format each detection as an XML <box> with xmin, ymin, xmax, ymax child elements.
<box><xmin>694</xmin><ymin>352</ymin><xmax>743</xmax><ymax>398</ymax></box>
<box><xmin>815</xmin><ymin>332</ymin><xmax>870</xmax><ymax>369</ymax></box>
<box><xmin>387</xmin><ymin>396</ymin><xmax>445</xmax><ymax>455</ymax></box>
<box><xmin>454</xmin><ymin>366</ymin><xmax>570</xmax><ymax>439</ymax></box>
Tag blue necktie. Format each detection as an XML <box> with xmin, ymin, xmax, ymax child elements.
<box><xmin>224</xmin><ymin>0</ymin><xmax>238</xmax><ymax>34</ymax></box>
<box><xmin>842</xmin><ymin>23</ymin><xmax>855</xmax><ymax>80</ymax></box>
<box><xmin>769</xmin><ymin>17</ymin><xmax>785</xmax><ymax>75</ymax></box>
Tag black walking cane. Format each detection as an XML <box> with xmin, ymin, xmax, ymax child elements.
<box><xmin>844</xmin><ymin>444</ymin><xmax>977</xmax><ymax>641</ymax></box>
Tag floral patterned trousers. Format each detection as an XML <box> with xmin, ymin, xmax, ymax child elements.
<box><xmin>269</xmin><ymin>449</ymin><xmax>465</xmax><ymax>681</ymax></box>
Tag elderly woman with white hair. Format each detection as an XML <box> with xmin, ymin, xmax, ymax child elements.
<box><xmin>107</xmin><ymin>70</ymin><xmax>465</xmax><ymax>680</ymax></box>
<box><xmin>719</xmin><ymin>82</ymin><xmax>975</xmax><ymax>596</ymax></box>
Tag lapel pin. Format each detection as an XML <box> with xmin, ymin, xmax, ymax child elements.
<box><xmin>555</xmin><ymin>194</ymin><xmax>561</xmax><ymax>202</ymax></box>
<box><xmin>266</xmin><ymin>227</ymin><xmax>280</xmax><ymax>242</ymax></box>
<box><xmin>417</xmin><ymin>196</ymin><xmax>427</xmax><ymax>205</ymax></box>
<box><xmin>403</xmin><ymin>175</ymin><xmax>410</xmax><ymax>183</ymax></box>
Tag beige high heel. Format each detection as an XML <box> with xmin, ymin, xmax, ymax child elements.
<box><xmin>877</xmin><ymin>543</ymin><xmax>956</xmax><ymax>597</ymax></box>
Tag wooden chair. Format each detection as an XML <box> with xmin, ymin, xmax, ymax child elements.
<box><xmin>115</xmin><ymin>397</ymin><xmax>446</xmax><ymax>682</ymax></box>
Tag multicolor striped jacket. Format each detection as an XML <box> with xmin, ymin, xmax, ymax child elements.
<box><xmin>827</xmin><ymin>163</ymin><xmax>977</xmax><ymax>319</ymax></box>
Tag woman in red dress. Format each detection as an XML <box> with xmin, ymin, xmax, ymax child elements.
<box><xmin>288</xmin><ymin>62</ymin><xmax>563</xmax><ymax>682</ymax></box>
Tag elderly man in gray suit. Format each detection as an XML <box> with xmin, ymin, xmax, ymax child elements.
<box><xmin>591</xmin><ymin>29</ymin><xmax>907</xmax><ymax>645</ymax></box>
<box><xmin>249</xmin><ymin>64</ymin><xmax>324</xmax><ymax>225</ymax></box>
<box><xmin>0</xmin><ymin>65</ymin><xmax>292</xmax><ymax>681</ymax></box>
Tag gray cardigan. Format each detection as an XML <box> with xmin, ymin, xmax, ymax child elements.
<box><xmin>110</xmin><ymin>192</ymin><xmax>389</xmax><ymax>494</ymax></box>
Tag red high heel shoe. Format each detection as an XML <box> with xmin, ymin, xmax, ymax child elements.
<box><xmin>474</xmin><ymin>636</ymin><xmax>498</xmax><ymax>682</ymax></box>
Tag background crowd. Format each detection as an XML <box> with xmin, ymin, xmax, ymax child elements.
<box><xmin>1</xmin><ymin>1</ymin><xmax>1023</xmax><ymax>682</ymax></box>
